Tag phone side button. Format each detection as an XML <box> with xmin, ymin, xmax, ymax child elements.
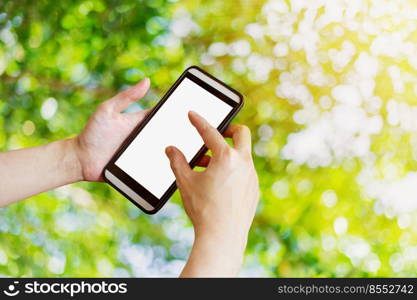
<box><xmin>104</xmin><ymin>170</ymin><xmax>155</xmax><ymax>212</ymax></box>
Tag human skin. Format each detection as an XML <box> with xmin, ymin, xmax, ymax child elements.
<box><xmin>0</xmin><ymin>79</ymin><xmax>259</xmax><ymax>276</ymax></box>
<box><xmin>0</xmin><ymin>79</ymin><xmax>151</xmax><ymax>206</ymax></box>
<box><xmin>166</xmin><ymin>111</ymin><xmax>259</xmax><ymax>277</ymax></box>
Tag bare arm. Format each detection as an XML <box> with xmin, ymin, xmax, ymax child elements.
<box><xmin>0</xmin><ymin>78</ymin><xmax>151</xmax><ymax>207</ymax></box>
<box><xmin>0</xmin><ymin>139</ymin><xmax>81</xmax><ymax>206</ymax></box>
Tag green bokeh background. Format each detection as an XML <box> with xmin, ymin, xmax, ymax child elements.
<box><xmin>1</xmin><ymin>0</ymin><xmax>417</xmax><ymax>277</ymax></box>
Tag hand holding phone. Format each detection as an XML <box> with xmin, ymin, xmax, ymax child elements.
<box><xmin>75</xmin><ymin>79</ymin><xmax>151</xmax><ymax>182</ymax></box>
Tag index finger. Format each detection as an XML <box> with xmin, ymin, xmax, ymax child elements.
<box><xmin>224</xmin><ymin>124</ymin><xmax>252</xmax><ymax>154</ymax></box>
<box><xmin>188</xmin><ymin>111</ymin><xmax>228</xmax><ymax>154</ymax></box>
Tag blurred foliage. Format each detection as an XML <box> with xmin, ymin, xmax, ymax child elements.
<box><xmin>1</xmin><ymin>0</ymin><xmax>417</xmax><ymax>277</ymax></box>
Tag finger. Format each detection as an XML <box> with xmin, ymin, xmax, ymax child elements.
<box><xmin>224</xmin><ymin>124</ymin><xmax>252</xmax><ymax>154</ymax></box>
<box><xmin>188</xmin><ymin>111</ymin><xmax>228</xmax><ymax>154</ymax></box>
<box><xmin>126</xmin><ymin>108</ymin><xmax>151</xmax><ymax>124</ymax></box>
<box><xmin>165</xmin><ymin>146</ymin><xmax>192</xmax><ymax>186</ymax></box>
<box><xmin>196</xmin><ymin>155</ymin><xmax>211</xmax><ymax>168</ymax></box>
<box><xmin>106</xmin><ymin>78</ymin><xmax>150</xmax><ymax>112</ymax></box>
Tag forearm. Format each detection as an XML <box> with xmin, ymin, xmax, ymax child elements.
<box><xmin>0</xmin><ymin>138</ymin><xmax>82</xmax><ymax>207</ymax></box>
<box><xmin>180</xmin><ymin>233</ymin><xmax>246</xmax><ymax>277</ymax></box>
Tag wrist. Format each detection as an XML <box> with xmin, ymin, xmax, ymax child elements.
<box><xmin>195</xmin><ymin>231</ymin><xmax>247</xmax><ymax>257</ymax></box>
<box><xmin>182</xmin><ymin>233</ymin><xmax>246</xmax><ymax>277</ymax></box>
<box><xmin>194</xmin><ymin>224</ymin><xmax>249</xmax><ymax>254</ymax></box>
<box><xmin>195</xmin><ymin>230</ymin><xmax>247</xmax><ymax>265</ymax></box>
<box><xmin>60</xmin><ymin>138</ymin><xmax>84</xmax><ymax>183</ymax></box>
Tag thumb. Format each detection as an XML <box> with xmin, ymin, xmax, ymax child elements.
<box><xmin>107</xmin><ymin>78</ymin><xmax>150</xmax><ymax>112</ymax></box>
<box><xmin>165</xmin><ymin>146</ymin><xmax>192</xmax><ymax>186</ymax></box>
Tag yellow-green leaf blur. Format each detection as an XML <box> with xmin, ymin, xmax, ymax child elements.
<box><xmin>1</xmin><ymin>0</ymin><xmax>417</xmax><ymax>277</ymax></box>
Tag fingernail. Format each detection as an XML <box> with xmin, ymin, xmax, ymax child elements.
<box><xmin>137</xmin><ymin>78</ymin><xmax>149</xmax><ymax>87</ymax></box>
<box><xmin>165</xmin><ymin>146</ymin><xmax>175</xmax><ymax>156</ymax></box>
<box><xmin>189</xmin><ymin>110</ymin><xmax>208</xmax><ymax>130</ymax></box>
<box><xmin>189</xmin><ymin>110</ymin><xmax>199</xmax><ymax>117</ymax></box>
<box><xmin>189</xmin><ymin>111</ymin><xmax>204</xmax><ymax>123</ymax></box>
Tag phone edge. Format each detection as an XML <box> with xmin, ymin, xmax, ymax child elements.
<box><xmin>103</xmin><ymin>65</ymin><xmax>244</xmax><ymax>215</ymax></box>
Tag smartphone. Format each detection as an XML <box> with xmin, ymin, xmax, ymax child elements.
<box><xmin>103</xmin><ymin>66</ymin><xmax>243</xmax><ymax>214</ymax></box>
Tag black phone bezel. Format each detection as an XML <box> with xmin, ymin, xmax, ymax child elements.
<box><xmin>103</xmin><ymin>66</ymin><xmax>244</xmax><ymax>214</ymax></box>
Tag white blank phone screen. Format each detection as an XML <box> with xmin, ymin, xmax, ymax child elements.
<box><xmin>115</xmin><ymin>77</ymin><xmax>233</xmax><ymax>199</ymax></box>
